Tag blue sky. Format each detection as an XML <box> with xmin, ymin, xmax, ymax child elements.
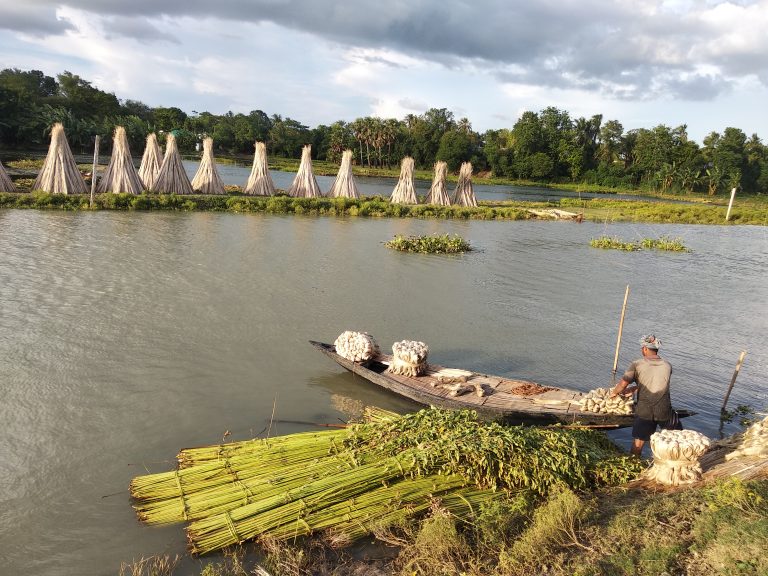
<box><xmin>1</xmin><ymin>0</ymin><xmax>767</xmax><ymax>144</ymax></box>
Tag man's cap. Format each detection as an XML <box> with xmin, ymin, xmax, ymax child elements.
<box><xmin>640</xmin><ymin>334</ymin><xmax>661</xmax><ymax>350</ymax></box>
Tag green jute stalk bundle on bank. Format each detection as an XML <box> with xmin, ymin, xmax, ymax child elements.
<box><xmin>130</xmin><ymin>408</ymin><xmax>644</xmax><ymax>555</ymax></box>
<box><xmin>152</xmin><ymin>133</ymin><xmax>194</xmax><ymax>195</ymax></box>
<box><xmin>243</xmin><ymin>141</ymin><xmax>275</xmax><ymax>196</ymax></box>
<box><xmin>0</xmin><ymin>159</ymin><xmax>15</xmax><ymax>192</ymax></box>
<box><xmin>138</xmin><ymin>133</ymin><xmax>162</xmax><ymax>189</ymax></box>
<box><xmin>191</xmin><ymin>137</ymin><xmax>226</xmax><ymax>195</ymax></box>
<box><xmin>33</xmin><ymin>122</ymin><xmax>88</xmax><ymax>195</ymax></box>
<box><xmin>96</xmin><ymin>126</ymin><xmax>144</xmax><ymax>194</ymax></box>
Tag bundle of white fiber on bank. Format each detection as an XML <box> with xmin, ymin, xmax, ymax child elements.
<box><xmin>645</xmin><ymin>429</ymin><xmax>711</xmax><ymax>486</ymax></box>
<box><xmin>95</xmin><ymin>126</ymin><xmax>144</xmax><ymax>194</ymax></box>
<box><xmin>725</xmin><ymin>416</ymin><xmax>768</xmax><ymax>460</ymax></box>
<box><xmin>288</xmin><ymin>145</ymin><xmax>322</xmax><ymax>198</ymax></box>
<box><xmin>389</xmin><ymin>340</ymin><xmax>429</xmax><ymax>377</ymax></box>
<box><xmin>191</xmin><ymin>137</ymin><xmax>225</xmax><ymax>195</ymax></box>
<box><xmin>138</xmin><ymin>133</ymin><xmax>162</xmax><ymax>189</ymax></box>
<box><xmin>328</xmin><ymin>150</ymin><xmax>360</xmax><ymax>198</ymax></box>
<box><xmin>152</xmin><ymin>133</ymin><xmax>193</xmax><ymax>195</ymax></box>
<box><xmin>334</xmin><ymin>331</ymin><xmax>379</xmax><ymax>362</ymax></box>
<box><xmin>243</xmin><ymin>141</ymin><xmax>275</xmax><ymax>196</ymax></box>
<box><xmin>0</xmin><ymin>159</ymin><xmax>15</xmax><ymax>192</ymax></box>
<box><xmin>451</xmin><ymin>162</ymin><xmax>477</xmax><ymax>207</ymax></box>
<box><xmin>390</xmin><ymin>156</ymin><xmax>418</xmax><ymax>204</ymax></box>
<box><xmin>425</xmin><ymin>161</ymin><xmax>450</xmax><ymax>205</ymax></box>
<box><xmin>578</xmin><ymin>388</ymin><xmax>633</xmax><ymax>415</ymax></box>
<box><xmin>33</xmin><ymin>123</ymin><xmax>88</xmax><ymax>195</ymax></box>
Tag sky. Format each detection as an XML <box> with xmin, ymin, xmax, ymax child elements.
<box><xmin>1</xmin><ymin>0</ymin><xmax>767</xmax><ymax>144</ymax></box>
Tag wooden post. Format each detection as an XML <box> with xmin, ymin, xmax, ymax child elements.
<box><xmin>89</xmin><ymin>135</ymin><xmax>100</xmax><ymax>208</ymax></box>
<box><xmin>611</xmin><ymin>285</ymin><xmax>630</xmax><ymax>385</ymax></box>
<box><xmin>725</xmin><ymin>187</ymin><xmax>737</xmax><ymax>222</ymax></box>
<box><xmin>721</xmin><ymin>350</ymin><xmax>747</xmax><ymax>413</ymax></box>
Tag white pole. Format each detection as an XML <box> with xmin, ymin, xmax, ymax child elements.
<box><xmin>725</xmin><ymin>186</ymin><xmax>737</xmax><ymax>222</ymax></box>
<box><xmin>90</xmin><ymin>135</ymin><xmax>100</xmax><ymax>208</ymax></box>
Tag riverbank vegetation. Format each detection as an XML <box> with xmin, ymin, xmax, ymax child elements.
<box><xmin>385</xmin><ymin>234</ymin><xmax>472</xmax><ymax>254</ymax></box>
<box><xmin>590</xmin><ymin>235</ymin><xmax>691</xmax><ymax>252</ymax></box>
<box><xmin>2</xmin><ymin>67</ymin><xmax>768</xmax><ymax>199</ymax></box>
<box><xmin>121</xmin><ymin>471</ymin><xmax>768</xmax><ymax>576</ymax></box>
<box><xmin>3</xmin><ymin>190</ymin><xmax>767</xmax><ymax>225</ymax></box>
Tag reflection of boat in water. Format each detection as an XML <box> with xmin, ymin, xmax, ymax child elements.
<box><xmin>311</xmin><ymin>341</ymin><xmax>695</xmax><ymax>428</ymax></box>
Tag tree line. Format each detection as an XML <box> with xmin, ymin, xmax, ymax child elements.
<box><xmin>1</xmin><ymin>67</ymin><xmax>766</xmax><ymax>195</ymax></box>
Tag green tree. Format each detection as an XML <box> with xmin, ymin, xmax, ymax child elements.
<box><xmin>56</xmin><ymin>71</ymin><xmax>120</xmax><ymax>119</ymax></box>
<box><xmin>153</xmin><ymin>106</ymin><xmax>187</xmax><ymax>132</ymax></box>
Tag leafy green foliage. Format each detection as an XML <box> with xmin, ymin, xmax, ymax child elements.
<box><xmin>384</xmin><ymin>233</ymin><xmax>472</xmax><ymax>254</ymax></box>
<box><xmin>345</xmin><ymin>408</ymin><xmax>644</xmax><ymax>494</ymax></box>
<box><xmin>590</xmin><ymin>235</ymin><xmax>691</xmax><ymax>252</ymax></box>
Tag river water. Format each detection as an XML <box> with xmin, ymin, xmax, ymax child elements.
<box><xmin>0</xmin><ymin>209</ymin><xmax>766</xmax><ymax>575</ymax></box>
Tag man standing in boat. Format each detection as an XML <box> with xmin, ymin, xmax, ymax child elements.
<box><xmin>610</xmin><ymin>334</ymin><xmax>677</xmax><ymax>456</ymax></box>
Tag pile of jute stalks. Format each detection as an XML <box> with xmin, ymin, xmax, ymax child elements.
<box><xmin>129</xmin><ymin>407</ymin><xmax>644</xmax><ymax>555</ymax></box>
<box><xmin>725</xmin><ymin>416</ymin><xmax>768</xmax><ymax>459</ymax></box>
<box><xmin>389</xmin><ymin>340</ymin><xmax>429</xmax><ymax>377</ymax></box>
<box><xmin>334</xmin><ymin>331</ymin><xmax>379</xmax><ymax>362</ymax></box>
<box><xmin>644</xmin><ymin>429</ymin><xmax>711</xmax><ymax>486</ymax></box>
<box><xmin>578</xmin><ymin>387</ymin><xmax>634</xmax><ymax>415</ymax></box>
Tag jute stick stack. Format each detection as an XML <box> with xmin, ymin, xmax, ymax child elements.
<box><xmin>425</xmin><ymin>161</ymin><xmax>450</xmax><ymax>205</ymax></box>
<box><xmin>153</xmin><ymin>133</ymin><xmax>194</xmax><ymax>195</ymax></box>
<box><xmin>334</xmin><ymin>331</ymin><xmax>379</xmax><ymax>362</ymax></box>
<box><xmin>95</xmin><ymin>126</ymin><xmax>144</xmax><ymax>194</ymax></box>
<box><xmin>389</xmin><ymin>156</ymin><xmax>418</xmax><ymax>204</ymax></box>
<box><xmin>389</xmin><ymin>340</ymin><xmax>429</xmax><ymax>377</ymax></box>
<box><xmin>138</xmin><ymin>133</ymin><xmax>162</xmax><ymax>189</ymax></box>
<box><xmin>328</xmin><ymin>150</ymin><xmax>360</xmax><ymax>198</ymax></box>
<box><xmin>33</xmin><ymin>123</ymin><xmax>88</xmax><ymax>194</ymax></box>
<box><xmin>243</xmin><ymin>141</ymin><xmax>275</xmax><ymax>196</ymax></box>
<box><xmin>191</xmin><ymin>137</ymin><xmax>225</xmax><ymax>195</ymax></box>
<box><xmin>288</xmin><ymin>145</ymin><xmax>322</xmax><ymax>198</ymax></box>
<box><xmin>645</xmin><ymin>429</ymin><xmax>711</xmax><ymax>486</ymax></box>
<box><xmin>0</xmin><ymin>159</ymin><xmax>15</xmax><ymax>192</ymax></box>
<box><xmin>451</xmin><ymin>162</ymin><xmax>477</xmax><ymax>207</ymax></box>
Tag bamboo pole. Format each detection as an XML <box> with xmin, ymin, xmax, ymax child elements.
<box><xmin>90</xmin><ymin>135</ymin><xmax>100</xmax><ymax>206</ymax></box>
<box><xmin>611</xmin><ymin>285</ymin><xmax>630</xmax><ymax>385</ymax></box>
<box><xmin>721</xmin><ymin>350</ymin><xmax>747</xmax><ymax>413</ymax></box>
<box><xmin>725</xmin><ymin>187</ymin><xmax>737</xmax><ymax>222</ymax></box>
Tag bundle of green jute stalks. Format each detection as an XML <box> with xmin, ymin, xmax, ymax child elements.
<box><xmin>129</xmin><ymin>407</ymin><xmax>644</xmax><ymax>555</ymax></box>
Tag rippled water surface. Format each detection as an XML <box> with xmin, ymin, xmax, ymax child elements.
<box><xmin>0</xmin><ymin>210</ymin><xmax>766</xmax><ymax>575</ymax></box>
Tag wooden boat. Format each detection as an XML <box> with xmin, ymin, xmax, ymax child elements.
<box><xmin>311</xmin><ymin>341</ymin><xmax>695</xmax><ymax>428</ymax></box>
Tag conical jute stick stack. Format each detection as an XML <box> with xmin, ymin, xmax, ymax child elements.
<box><xmin>328</xmin><ymin>149</ymin><xmax>360</xmax><ymax>198</ymax></box>
<box><xmin>288</xmin><ymin>145</ymin><xmax>322</xmax><ymax>198</ymax></box>
<box><xmin>152</xmin><ymin>133</ymin><xmax>194</xmax><ymax>195</ymax></box>
<box><xmin>34</xmin><ymin>123</ymin><xmax>88</xmax><ymax>194</ymax></box>
<box><xmin>243</xmin><ymin>141</ymin><xmax>275</xmax><ymax>196</ymax></box>
<box><xmin>425</xmin><ymin>161</ymin><xmax>450</xmax><ymax>205</ymax></box>
<box><xmin>96</xmin><ymin>126</ymin><xmax>144</xmax><ymax>194</ymax></box>
<box><xmin>451</xmin><ymin>162</ymin><xmax>477</xmax><ymax>207</ymax></box>
<box><xmin>0</xmin><ymin>159</ymin><xmax>15</xmax><ymax>192</ymax></box>
<box><xmin>191</xmin><ymin>137</ymin><xmax>225</xmax><ymax>195</ymax></box>
<box><xmin>138</xmin><ymin>133</ymin><xmax>162</xmax><ymax>189</ymax></box>
<box><xmin>390</xmin><ymin>156</ymin><xmax>418</xmax><ymax>204</ymax></box>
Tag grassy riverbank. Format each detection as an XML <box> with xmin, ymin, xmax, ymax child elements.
<box><xmin>121</xmin><ymin>476</ymin><xmax>767</xmax><ymax>576</ymax></box>
<box><xmin>2</xmin><ymin>191</ymin><xmax>766</xmax><ymax>225</ymax></box>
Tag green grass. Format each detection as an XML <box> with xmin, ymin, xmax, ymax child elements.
<box><xmin>385</xmin><ymin>233</ymin><xmax>472</xmax><ymax>254</ymax></box>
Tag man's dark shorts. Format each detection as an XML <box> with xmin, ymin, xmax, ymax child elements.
<box><xmin>633</xmin><ymin>415</ymin><xmax>683</xmax><ymax>441</ymax></box>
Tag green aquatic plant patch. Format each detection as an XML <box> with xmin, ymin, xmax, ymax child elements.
<box><xmin>590</xmin><ymin>235</ymin><xmax>691</xmax><ymax>252</ymax></box>
<box><xmin>385</xmin><ymin>233</ymin><xmax>472</xmax><ymax>254</ymax></box>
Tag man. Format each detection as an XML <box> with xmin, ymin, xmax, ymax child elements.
<box><xmin>611</xmin><ymin>334</ymin><xmax>675</xmax><ymax>456</ymax></box>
